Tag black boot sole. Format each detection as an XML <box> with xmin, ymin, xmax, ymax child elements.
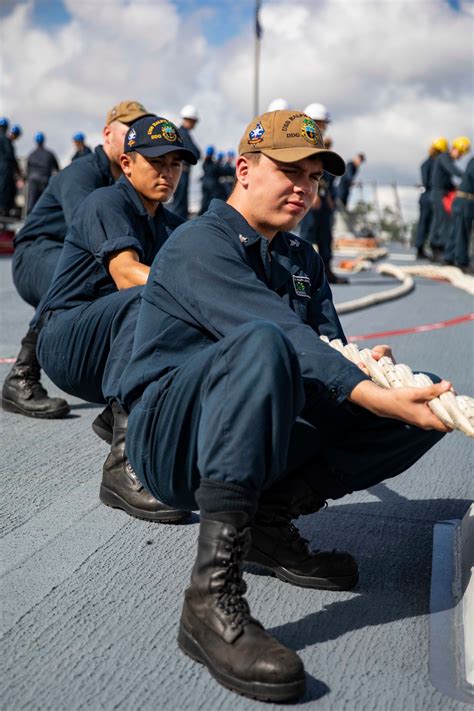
<box><xmin>99</xmin><ymin>484</ymin><xmax>191</xmax><ymax>523</ymax></box>
<box><xmin>91</xmin><ymin>414</ymin><xmax>113</xmax><ymax>444</ymax></box>
<box><xmin>178</xmin><ymin>622</ymin><xmax>306</xmax><ymax>702</ymax></box>
<box><xmin>246</xmin><ymin>549</ymin><xmax>359</xmax><ymax>590</ymax></box>
<box><xmin>1</xmin><ymin>396</ymin><xmax>70</xmax><ymax>419</ymax></box>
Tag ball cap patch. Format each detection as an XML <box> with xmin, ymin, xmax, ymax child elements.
<box><xmin>238</xmin><ymin>110</ymin><xmax>345</xmax><ymax>176</ymax></box>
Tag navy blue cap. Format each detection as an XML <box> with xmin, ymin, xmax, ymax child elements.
<box><xmin>124</xmin><ymin>115</ymin><xmax>198</xmax><ymax>165</ymax></box>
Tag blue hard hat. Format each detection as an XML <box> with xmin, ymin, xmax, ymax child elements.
<box><xmin>73</xmin><ymin>132</ymin><xmax>85</xmax><ymax>141</ymax></box>
<box><xmin>227</xmin><ymin>150</ymin><xmax>235</xmax><ymax>158</ymax></box>
<box><xmin>206</xmin><ymin>145</ymin><xmax>215</xmax><ymax>156</ymax></box>
<box><xmin>11</xmin><ymin>124</ymin><xmax>22</xmax><ymax>137</ymax></box>
<box><xmin>217</xmin><ymin>152</ymin><xmax>225</xmax><ymax>161</ymax></box>
<box><xmin>35</xmin><ymin>132</ymin><xmax>45</xmax><ymax>144</ymax></box>
<box><xmin>0</xmin><ymin>117</ymin><xmax>9</xmax><ymax>128</ymax></box>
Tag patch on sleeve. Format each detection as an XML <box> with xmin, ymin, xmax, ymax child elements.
<box><xmin>292</xmin><ymin>274</ymin><xmax>311</xmax><ymax>299</ymax></box>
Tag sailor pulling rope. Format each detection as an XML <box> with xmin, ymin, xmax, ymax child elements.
<box><xmin>320</xmin><ymin>335</ymin><xmax>474</xmax><ymax>438</ymax></box>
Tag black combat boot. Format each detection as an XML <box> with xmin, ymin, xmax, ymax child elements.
<box><xmin>247</xmin><ymin>477</ymin><xmax>359</xmax><ymax>590</ymax></box>
<box><xmin>100</xmin><ymin>402</ymin><xmax>190</xmax><ymax>523</ymax></box>
<box><xmin>178</xmin><ymin>512</ymin><xmax>305</xmax><ymax>702</ymax></box>
<box><xmin>416</xmin><ymin>247</ymin><xmax>430</xmax><ymax>260</ymax></box>
<box><xmin>92</xmin><ymin>405</ymin><xmax>113</xmax><ymax>444</ymax></box>
<box><xmin>430</xmin><ymin>246</ymin><xmax>443</xmax><ymax>263</ymax></box>
<box><xmin>2</xmin><ymin>328</ymin><xmax>70</xmax><ymax>418</ymax></box>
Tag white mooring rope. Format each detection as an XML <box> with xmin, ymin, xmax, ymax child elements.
<box><xmin>335</xmin><ymin>264</ymin><xmax>415</xmax><ymax>314</ymax></box>
<box><xmin>335</xmin><ymin>263</ymin><xmax>474</xmax><ymax>314</ymax></box>
<box><xmin>383</xmin><ymin>263</ymin><xmax>474</xmax><ymax>296</ymax></box>
<box><xmin>320</xmin><ymin>335</ymin><xmax>474</xmax><ymax>438</ymax></box>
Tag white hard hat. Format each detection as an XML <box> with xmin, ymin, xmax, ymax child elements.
<box><xmin>180</xmin><ymin>104</ymin><xmax>199</xmax><ymax>120</ymax></box>
<box><xmin>267</xmin><ymin>98</ymin><xmax>290</xmax><ymax>112</ymax></box>
<box><xmin>304</xmin><ymin>102</ymin><xmax>331</xmax><ymax>122</ymax></box>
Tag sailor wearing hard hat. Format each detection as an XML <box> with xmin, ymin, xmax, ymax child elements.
<box><xmin>300</xmin><ymin>103</ymin><xmax>347</xmax><ymax>283</ymax></box>
<box><xmin>304</xmin><ymin>102</ymin><xmax>331</xmax><ymax>135</ymax></box>
<box><xmin>71</xmin><ymin>132</ymin><xmax>92</xmax><ymax>161</ymax></box>
<box><xmin>169</xmin><ymin>104</ymin><xmax>201</xmax><ymax>219</ymax></box>
<box><xmin>429</xmin><ymin>135</ymin><xmax>470</xmax><ymax>261</ymax></box>
<box><xmin>442</xmin><ymin>137</ymin><xmax>472</xmax><ymax>271</ymax></box>
<box><xmin>415</xmin><ymin>137</ymin><xmax>448</xmax><ymax>259</ymax></box>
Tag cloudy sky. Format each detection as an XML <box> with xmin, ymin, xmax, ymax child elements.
<box><xmin>0</xmin><ymin>0</ymin><xmax>472</xmax><ymax>184</ymax></box>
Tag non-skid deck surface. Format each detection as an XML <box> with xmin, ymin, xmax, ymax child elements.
<box><xmin>2</xmin><ymin>249</ymin><xmax>473</xmax><ymax>710</ymax></box>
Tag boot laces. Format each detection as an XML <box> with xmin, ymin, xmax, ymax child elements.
<box><xmin>284</xmin><ymin>520</ymin><xmax>313</xmax><ymax>555</ymax></box>
<box><xmin>125</xmin><ymin>459</ymin><xmax>144</xmax><ymax>491</ymax></box>
<box><xmin>216</xmin><ymin>533</ymin><xmax>251</xmax><ymax>630</ymax></box>
<box><xmin>14</xmin><ymin>362</ymin><xmax>48</xmax><ymax>397</ymax></box>
<box><xmin>263</xmin><ymin>511</ymin><xmax>315</xmax><ymax>556</ymax></box>
<box><xmin>275</xmin><ymin>516</ymin><xmax>343</xmax><ymax>560</ymax></box>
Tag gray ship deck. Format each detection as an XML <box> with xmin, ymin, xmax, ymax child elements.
<box><xmin>1</xmin><ymin>247</ymin><xmax>473</xmax><ymax>710</ymax></box>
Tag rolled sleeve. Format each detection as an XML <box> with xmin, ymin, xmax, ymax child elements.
<box><xmin>95</xmin><ymin>235</ymin><xmax>145</xmax><ymax>267</ymax></box>
<box><xmin>82</xmin><ymin>196</ymin><xmax>145</xmax><ymax>269</ymax></box>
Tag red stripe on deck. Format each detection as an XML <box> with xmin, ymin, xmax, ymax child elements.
<box><xmin>348</xmin><ymin>313</ymin><xmax>474</xmax><ymax>342</ymax></box>
<box><xmin>1</xmin><ymin>315</ymin><xmax>473</xmax><ymax>361</ymax></box>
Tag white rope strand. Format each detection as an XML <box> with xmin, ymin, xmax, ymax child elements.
<box><xmin>334</xmin><ymin>262</ymin><xmax>474</xmax><ymax>315</ymax></box>
<box><xmin>335</xmin><ymin>265</ymin><xmax>415</xmax><ymax>315</ymax></box>
<box><xmin>387</xmin><ymin>264</ymin><xmax>474</xmax><ymax>296</ymax></box>
<box><xmin>320</xmin><ymin>335</ymin><xmax>474</xmax><ymax>438</ymax></box>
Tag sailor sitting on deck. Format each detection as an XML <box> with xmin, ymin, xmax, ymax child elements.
<box><xmin>2</xmin><ymin>100</ymin><xmax>153</xmax><ymax>421</ymax></box>
<box><xmin>33</xmin><ymin>115</ymin><xmax>198</xmax><ymax>525</ymax></box>
<box><xmin>116</xmin><ymin>110</ymin><xmax>451</xmax><ymax>702</ymax></box>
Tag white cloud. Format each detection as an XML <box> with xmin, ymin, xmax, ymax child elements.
<box><xmin>0</xmin><ymin>0</ymin><xmax>472</xmax><ymax>183</ymax></box>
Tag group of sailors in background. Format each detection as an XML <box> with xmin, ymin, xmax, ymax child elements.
<box><xmin>416</xmin><ymin>135</ymin><xmax>472</xmax><ymax>273</ymax></box>
<box><xmin>2</xmin><ymin>103</ymin><xmax>471</xmax><ymax>278</ymax></box>
<box><xmin>0</xmin><ymin>100</ymin><xmax>367</xmax><ymax>288</ymax></box>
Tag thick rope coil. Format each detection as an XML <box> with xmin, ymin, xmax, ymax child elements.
<box><xmin>378</xmin><ymin>263</ymin><xmax>474</xmax><ymax>296</ymax></box>
<box><xmin>335</xmin><ymin>264</ymin><xmax>414</xmax><ymax>314</ymax></box>
<box><xmin>320</xmin><ymin>335</ymin><xmax>474</xmax><ymax>438</ymax></box>
<box><xmin>335</xmin><ymin>262</ymin><xmax>473</xmax><ymax>314</ymax></box>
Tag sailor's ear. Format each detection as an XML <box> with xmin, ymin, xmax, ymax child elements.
<box><xmin>120</xmin><ymin>152</ymin><xmax>133</xmax><ymax>176</ymax></box>
<box><xmin>235</xmin><ymin>154</ymin><xmax>253</xmax><ymax>187</ymax></box>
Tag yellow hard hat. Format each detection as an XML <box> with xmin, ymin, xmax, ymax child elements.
<box><xmin>431</xmin><ymin>136</ymin><xmax>448</xmax><ymax>153</ymax></box>
<box><xmin>452</xmin><ymin>136</ymin><xmax>471</xmax><ymax>155</ymax></box>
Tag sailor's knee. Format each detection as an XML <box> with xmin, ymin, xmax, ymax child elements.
<box><xmin>237</xmin><ymin>320</ymin><xmax>295</xmax><ymax>360</ymax></box>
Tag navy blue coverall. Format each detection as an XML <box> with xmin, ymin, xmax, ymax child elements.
<box><xmin>300</xmin><ymin>171</ymin><xmax>336</xmax><ymax>267</ymax></box>
<box><xmin>0</xmin><ymin>131</ymin><xmax>17</xmax><ymax>212</ymax></box>
<box><xmin>72</xmin><ymin>145</ymin><xmax>92</xmax><ymax>161</ymax></box>
<box><xmin>429</xmin><ymin>152</ymin><xmax>463</xmax><ymax>251</ymax></box>
<box><xmin>444</xmin><ymin>157</ymin><xmax>474</xmax><ymax>266</ymax></box>
<box><xmin>118</xmin><ymin>199</ymin><xmax>443</xmax><ymax>513</ymax></box>
<box><xmin>13</xmin><ymin>145</ymin><xmax>114</xmax><ymax>308</ymax></box>
<box><xmin>415</xmin><ymin>155</ymin><xmax>435</xmax><ymax>250</ymax></box>
<box><xmin>26</xmin><ymin>146</ymin><xmax>59</xmax><ymax>213</ymax></box>
<box><xmin>169</xmin><ymin>125</ymin><xmax>200</xmax><ymax>219</ymax></box>
<box><xmin>34</xmin><ymin>176</ymin><xmax>183</xmax><ymax>405</ymax></box>
<box><xmin>199</xmin><ymin>157</ymin><xmax>225</xmax><ymax>215</ymax></box>
<box><xmin>336</xmin><ymin>160</ymin><xmax>358</xmax><ymax>206</ymax></box>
